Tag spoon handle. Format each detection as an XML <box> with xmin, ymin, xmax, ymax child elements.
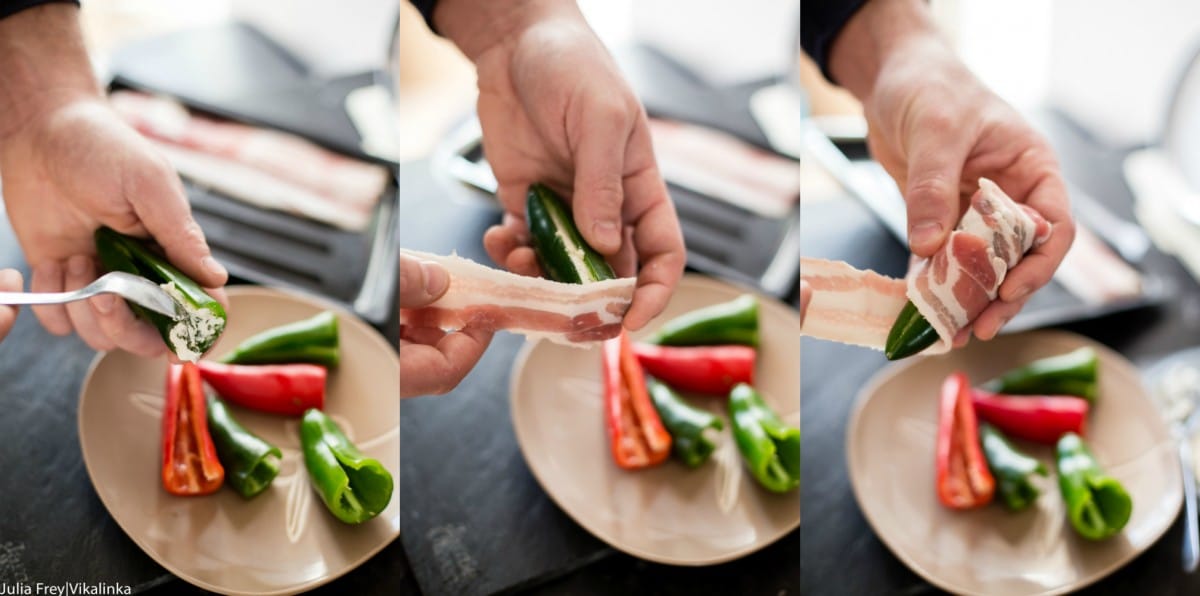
<box><xmin>1181</xmin><ymin>438</ymin><xmax>1199</xmax><ymax>573</ymax></box>
<box><xmin>0</xmin><ymin>289</ymin><xmax>85</xmax><ymax>306</ymax></box>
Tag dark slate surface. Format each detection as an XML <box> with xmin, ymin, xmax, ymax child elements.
<box><xmin>398</xmin><ymin>159</ymin><xmax>800</xmax><ymax>596</ymax></box>
<box><xmin>799</xmin><ymin>109</ymin><xmax>1200</xmax><ymax>595</ymax></box>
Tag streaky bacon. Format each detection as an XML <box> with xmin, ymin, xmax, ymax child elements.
<box><xmin>399</xmin><ymin>249</ymin><xmax>636</xmax><ymax>346</ymax></box>
<box><xmin>800</xmin><ymin>178</ymin><xmax>1052</xmax><ymax>354</ymax></box>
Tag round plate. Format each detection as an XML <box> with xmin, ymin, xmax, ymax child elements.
<box><xmin>509</xmin><ymin>274</ymin><xmax>800</xmax><ymax>566</ymax></box>
<box><xmin>847</xmin><ymin>330</ymin><xmax>1181</xmax><ymax>595</ymax></box>
<box><xmin>78</xmin><ymin>286</ymin><xmax>399</xmax><ymax>595</ymax></box>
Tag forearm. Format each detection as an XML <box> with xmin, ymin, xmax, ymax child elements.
<box><xmin>0</xmin><ymin>3</ymin><xmax>98</xmax><ymax>139</ymax></box>
<box><xmin>432</xmin><ymin>0</ymin><xmax>580</xmax><ymax>63</ymax></box>
<box><xmin>827</xmin><ymin>0</ymin><xmax>946</xmax><ymax>103</ymax></box>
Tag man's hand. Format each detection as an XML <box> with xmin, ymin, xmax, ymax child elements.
<box><xmin>0</xmin><ymin>5</ymin><xmax>227</xmax><ymax>356</ymax></box>
<box><xmin>435</xmin><ymin>0</ymin><xmax>686</xmax><ymax>332</ymax></box>
<box><xmin>0</xmin><ymin>269</ymin><xmax>22</xmax><ymax>343</ymax></box>
<box><xmin>399</xmin><ymin>254</ymin><xmax>493</xmax><ymax>398</ymax></box>
<box><xmin>829</xmin><ymin>0</ymin><xmax>1075</xmax><ymax>343</ymax></box>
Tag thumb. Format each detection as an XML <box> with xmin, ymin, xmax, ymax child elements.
<box><xmin>571</xmin><ymin>108</ymin><xmax>630</xmax><ymax>255</ymax></box>
<box><xmin>399</xmin><ymin>254</ymin><xmax>450</xmax><ymax>308</ymax></box>
<box><xmin>127</xmin><ymin>160</ymin><xmax>228</xmax><ymax>287</ymax></box>
<box><xmin>904</xmin><ymin>127</ymin><xmax>969</xmax><ymax>257</ymax></box>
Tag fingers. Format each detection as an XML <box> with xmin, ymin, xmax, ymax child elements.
<box><xmin>125</xmin><ymin>157</ymin><xmax>228</xmax><ymax>288</ymax></box>
<box><xmin>399</xmin><ymin>254</ymin><xmax>450</xmax><ymax>308</ymax></box>
<box><xmin>0</xmin><ymin>269</ymin><xmax>22</xmax><ymax>343</ymax></box>
<box><xmin>64</xmin><ymin>255</ymin><xmax>115</xmax><ymax>352</ymax></box>
<box><xmin>971</xmin><ymin>295</ymin><xmax>1026</xmax><ymax>342</ymax></box>
<box><xmin>30</xmin><ymin>262</ymin><xmax>71</xmax><ymax>336</ymax></box>
<box><xmin>998</xmin><ymin>177</ymin><xmax>1075</xmax><ymax>303</ymax></box>
<box><xmin>88</xmin><ymin>293</ymin><xmax>166</xmax><ymax>358</ymax></box>
<box><xmin>903</xmin><ymin>123</ymin><xmax>970</xmax><ymax>257</ymax></box>
<box><xmin>400</xmin><ymin>326</ymin><xmax>494</xmax><ymax>398</ymax></box>
<box><xmin>483</xmin><ymin>214</ymin><xmax>542</xmax><ymax>277</ymax></box>
<box><xmin>620</xmin><ymin>170</ymin><xmax>685</xmax><ymax>331</ymax></box>
<box><xmin>570</xmin><ymin>101</ymin><xmax>631</xmax><ymax>255</ymax></box>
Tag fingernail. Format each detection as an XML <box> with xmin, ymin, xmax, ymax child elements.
<box><xmin>421</xmin><ymin>262</ymin><xmax>448</xmax><ymax>296</ymax></box>
<box><xmin>94</xmin><ymin>294</ymin><xmax>114</xmax><ymax>314</ymax></box>
<box><xmin>593</xmin><ymin>220</ymin><xmax>620</xmax><ymax>247</ymax></box>
<box><xmin>909</xmin><ymin>221</ymin><xmax>943</xmax><ymax>248</ymax></box>
<box><xmin>202</xmin><ymin>256</ymin><xmax>228</xmax><ymax>279</ymax></box>
<box><xmin>1010</xmin><ymin>285</ymin><xmax>1031</xmax><ymax>301</ymax></box>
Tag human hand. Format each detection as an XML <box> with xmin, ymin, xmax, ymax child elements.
<box><xmin>0</xmin><ymin>99</ymin><xmax>228</xmax><ymax>357</ymax></box>
<box><xmin>0</xmin><ymin>269</ymin><xmax>22</xmax><ymax>343</ymax></box>
<box><xmin>799</xmin><ymin>279</ymin><xmax>811</xmax><ymax>327</ymax></box>
<box><xmin>399</xmin><ymin>253</ymin><xmax>493</xmax><ymax>398</ymax></box>
<box><xmin>435</xmin><ymin>0</ymin><xmax>686</xmax><ymax>332</ymax></box>
<box><xmin>829</xmin><ymin>0</ymin><xmax>1074</xmax><ymax>344</ymax></box>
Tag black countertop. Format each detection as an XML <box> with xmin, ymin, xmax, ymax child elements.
<box><xmin>800</xmin><ymin>108</ymin><xmax>1200</xmax><ymax>595</ymax></box>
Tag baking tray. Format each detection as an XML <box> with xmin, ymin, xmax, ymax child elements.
<box><xmin>104</xmin><ymin>22</ymin><xmax>398</xmax><ymax>323</ymax></box>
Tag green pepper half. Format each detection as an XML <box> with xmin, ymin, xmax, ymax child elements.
<box><xmin>884</xmin><ymin>300</ymin><xmax>939</xmax><ymax>360</ymax></box>
<box><xmin>646</xmin><ymin>377</ymin><xmax>724</xmax><ymax>467</ymax></box>
<box><xmin>301</xmin><ymin>408</ymin><xmax>393</xmax><ymax>524</ymax></box>
<box><xmin>219</xmin><ymin>311</ymin><xmax>339</xmax><ymax>367</ymax></box>
<box><xmin>1056</xmin><ymin>432</ymin><xmax>1132</xmax><ymax>540</ymax></box>
<box><xmin>728</xmin><ymin>383</ymin><xmax>799</xmax><ymax>493</ymax></box>
<box><xmin>94</xmin><ymin>226</ymin><xmax>226</xmax><ymax>361</ymax></box>
<box><xmin>983</xmin><ymin>347</ymin><xmax>1099</xmax><ymax>402</ymax></box>
<box><xmin>979</xmin><ymin>423</ymin><xmax>1047</xmax><ymax>511</ymax></box>
<box><xmin>647</xmin><ymin>295</ymin><xmax>759</xmax><ymax>347</ymax></box>
<box><xmin>526</xmin><ymin>183</ymin><xmax>616</xmax><ymax>284</ymax></box>
<box><xmin>206</xmin><ymin>395</ymin><xmax>282</xmax><ymax>499</ymax></box>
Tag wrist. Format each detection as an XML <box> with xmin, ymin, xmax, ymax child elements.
<box><xmin>0</xmin><ymin>4</ymin><xmax>101</xmax><ymax>140</ymax></box>
<box><xmin>434</xmin><ymin>0</ymin><xmax>580</xmax><ymax>63</ymax></box>
<box><xmin>827</xmin><ymin>0</ymin><xmax>946</xmax><ymax>102</ymax></box>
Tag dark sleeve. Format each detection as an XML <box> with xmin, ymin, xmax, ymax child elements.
<box><xmin>409</xmin><ymin>0</ymin><xmax>439</xmax><ymax>34</ymax></box>
<box><xmin>800</xmin><ymin>0</ymin><xmax>870</xmax><ymax>83</ymax></box>
<box><xmin>0</xmin><ymin>0</ymin><xmax>78</xmax><ymax>20</ymax></box>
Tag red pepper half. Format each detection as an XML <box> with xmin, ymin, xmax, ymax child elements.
<box><xmin>196</xmin><ymin>361</ymin><xmax>326</xmax><ymax>416</ymax></box>
<box><xmin>971</xmin><ymin>389</ymin><xmax>1088</xmax><ymax>445</ymax></box>
<box><xmin>936</xmin><ymin>371</ymin><xmax>994</xmax><ymax>509</ymax></box>
<box><xmin>603</xmin><ymin>331</ymin><xmax>672</xmax><ymax>469</ymax></box>
<box><xmin>163</xmin><ymin>363</ymin><xmax>224</xmax><ymax>496</ymax></box>
<box><xmin>631</xmin><ymin>343</ymin><xmax>755</xmax><ymax>396</ymax></box>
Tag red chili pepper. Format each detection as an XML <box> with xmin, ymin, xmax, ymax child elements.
<box><xmin>630</xmin><ymin>343</ymin><xmax>755</xmax><ymax>395</ymax></box>
<box><xmin>970</xmin><ymin>389</ymin><xmax>1088</xmax><ymax>445</ymax></box>
<box><xmin>936</xmin><ymin>371</ymin><xmax>994</xmax><ymax>509</ymax></box>
<box><xmin>163</xmin><ymin>363</ymin><xmax>224</xmax><ymax>496</ymax></box>
<box><xmin>603</xmin><ymin>331</ymin><xmax>672</xmax><ymax>469</ymax></box>
<box><xmin>196</xmin><ymin>361</ymin><xmax>326</xmax><ymax>416</ymax></box>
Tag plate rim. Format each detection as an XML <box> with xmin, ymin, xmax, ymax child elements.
<box><xmin>77</xmin><ymin>284</ymin><xmax>400</xmax><ymax>596</ymax></box>
<box><xmin>508</xmin><ymin>273</ymin><xmax>801</xmax><ymax>567</ymax></box>
<box><xmin>844</xmin><ymin>329</ymin><xmax>1183</xmax><ymax>596</ymax></box>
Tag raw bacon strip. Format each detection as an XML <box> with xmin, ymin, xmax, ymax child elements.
<box><xmin>399</xmin><ymin>249</ymin><xmax>636</xmax><ymax>346</ymax></box>
<box><xmin>109</xmin><ymin>90</ymin><xmax>389</xmax><ymax>230</ymax></box>
<box><xmin>1054</xmin><ymin>225</ymin><xmax>1143</xmax><ymax>305</ymax></box>
<box><xmin>799</xmin><ymin>257</ymin><xmax>908</xmax><ymax>350</ymax></box>
<box><xmin>906</xmin><ymin>178</ymin><xmax>1051</xmax><ymax>354</ymax></box>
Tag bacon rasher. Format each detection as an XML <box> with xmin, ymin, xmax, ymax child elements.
<box><xmin>400</xmin><ymin>249</ymin><xmax>637</xmax><ymax>345</ymax></box>
<box><xmin>801</xmin><ymin>178</ymin><xmax>1052</xmax><ymax>353</ymax></box>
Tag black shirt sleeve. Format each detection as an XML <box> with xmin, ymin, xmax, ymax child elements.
<box><xmin>0</xmin><ymin>0</ymin><xmax>78</xmax><ymax>20</ymax></box>
<box><xmin>800</xmin><ymin>0</ymin><xmax>870</xmax><ymax>83</ymax></box>
<box><xmin>410</xmin><ymin>0</ymin><xmax>439</xmax><ymax>34</ymax></box>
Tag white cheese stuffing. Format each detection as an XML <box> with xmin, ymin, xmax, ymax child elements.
<box><xmin>160</xmin><ymin>281</ymin><xmax>224</xmax><ymax>362</ymax></box>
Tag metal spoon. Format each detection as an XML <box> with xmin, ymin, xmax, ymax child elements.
<box><xmin>0</xmin><ymin>271</ymin><xmax>179</xmax><ymax>319</ymax></box>
<box><xmin>1152</xmin><ymin>356</ymin><xmax>1200</xmax><ymax>573</ymax></box>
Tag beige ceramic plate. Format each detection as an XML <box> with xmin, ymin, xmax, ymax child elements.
<box><xmin>510</xmin><ymin>274</ymin><xmax>800</xmax><ymax>566</ymax></box>
<box><xmin>78</xmin><ymin>286</ymin><xmax>399</xmax><ymax>595</ymax></box>
<box><xmin>847</xmin><ymin>330</ymin><xmax>1181</xmax><ymax>595</ymax></box>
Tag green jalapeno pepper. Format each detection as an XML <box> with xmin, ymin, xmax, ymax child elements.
<box><xmin>526</xmin><ymin>183</ymin><xmax>615</xmax><ymax>284</ymax></box>
<box><xmin>219</xmin><ymin>311</ymin><xmax>339</xmax><ymax>367</ymax></box>
<box><xmin>647</xmin><ymin>295</ymin><xmax>759</xmax><ymax>347</ymax></box>
<box><xmin>983</xmin><ymin>347</ymin><xmax>1099</xmax><ymax>402</ymax></box>
<box><xmin>728</xmin><ymin>383</ymin><xmax>799</xmax><ymax>493</ymax></box>
<box><xmin>1056</xmin><ymin>432</ymin><xmax>1132</xmax><ymax>540</ymax></box>
<box><xmin>979</xmin><ymin>423</ymin><xmax>1047</xmax><ymax>511</ymax></box>
<box><xmin>94</xmin><ymin>226</ymin><xmax>226</xmax><ymax>361</ymax></box>
<box><xmin>206</xmin><ymin>395</ymin><xmax>282</xmax><ymax>499</ymax></box>
<box><xmin>884</xmin><ymin>301</ymin><xmax>939</xmax><ymax>361</ymax></box>
<box><xmin>646</xmin><ymin>377</ymin><xmax>724</xmax><ymax>467</ymax></box>
<box><xmin>301</xmin><ymin>408</ymin><xmax>393</xmax><ymax>524</ymax></box>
